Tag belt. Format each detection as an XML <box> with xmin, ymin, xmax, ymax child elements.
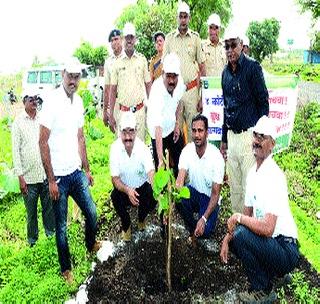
<box><xmin>231</xmin><ymin>128</ymin><xmax>248</xmax><ymax>134</ymax></box>
<box><xmin>276</xmin><ymin>235</ymin><xmax>297</xmax><ymax>244</ymax></box>
<box><xmin>186</xmin><ymin>78</ymin><xmax>198</xmax><ymax>91</ymax></box>
<box><xmin>119</xmin><ymin>102</ymin><xmax>144</xmax><ymax>113</ymax></box>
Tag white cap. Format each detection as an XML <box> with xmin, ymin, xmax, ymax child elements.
<box><xmin>207</xmin><ymin>13</ymin><xmax>221</xmax><ymax>27</ymax></box>
<box><xmin>163</xmin><ymin>53</ymin><xmax>181</xmax><ymax>75</ymax></box>
<box><xmin>177</xmin><ymin>2</ymin><xmax>190</xmax><ymax>15</ymax></box>
<box><xmin>224</xmin><ymin>29</ymin><xmax>240</xmax><ymax>41</ymax></box>
<box><xmin>120</xmin><ymin>112</ymin><xmax>136</xmax><ymax>130</ymax></box>
<box><xmin>253</xmin><ymin>116</ymin><xmax>276</xmax><ymax>140</ymax></box>
<box><xmin>242</xmin><ymin>36</ymin><xmax>250</xmax><ymax>46</ymax></box>
<box><xmin>64</xmin><ymin>57</ymin><xmax>83</xmax><ymax>74</ymax></box>
<box><xmin>123</xmin><ymin>23</ymin><xmax>136</xmax><ymax>37</ymax></box>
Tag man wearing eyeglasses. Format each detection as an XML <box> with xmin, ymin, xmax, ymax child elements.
<box><xmin>220</xmin><ymin>116</ymin><xmax>299</xmax><ymax>303</ymax></box>
<box><xmin>12</xmin><ymin>91</ymin><xmax>55</xmax><ymax>247</ymax></box>
<box><xmin>202</xmin><ymin>13</ymin><xmax>226</xmax><ymax>77</ymax></box>
<box><xmin>220</xmin><ymin>30</ymin><xmax>269</xmax><ymax>213</ymax></box>
<box><xmin>39</xmin><ymin>57</ymin><xmax>101</xmax><ymax>284</ymax></box>
<box><xmin>110</xmin><ymin>112</ymin><xmax>156</xmax><ymax>242</ymax></box>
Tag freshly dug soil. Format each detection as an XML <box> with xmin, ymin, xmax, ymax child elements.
<box><xmin>87</xmin><ymin>203</ymin><xmax>319</xmax><ymax>303</ymax></box>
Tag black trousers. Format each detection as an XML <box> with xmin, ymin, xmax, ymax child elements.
<box><xmin>151</xmin><ymin>131</ymin><xmax>184</xmax><ymax>178</ymax></box>
<box><xmin>111</xmin><ymin>182</ymin><xmax>157</xmax><ymax>231</ymax></box>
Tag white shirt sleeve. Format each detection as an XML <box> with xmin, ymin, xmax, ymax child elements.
<box><xmin>39</xmin><ymin>95</ymin><xmax>55</xmax><ymax>130</ymax></box>
<box><xmin>109</xmin><ymin>142</ymin><xmax>120</xmax><ymax>177</ymax></box>
<box><xmin>77</xmin><ymin>97</ymin><xmax>85</xmax><ymax>128</ymax></box>
<box><xmin>212</xmin><ymin>151</ymin><xmax>225</xmax><ymax>185</ymax></box>
<box><xmin>143</xmin><ymin>145</ymin><xmax>155</xmax><ymax>174</ymax></box>
<box><xmin>178</xmin><ymin>145</ymin><xmax>189</xmax><ymax>171</ymax></box>
<box><xmin>147</xmin><ymin>83</ymin><xmax>162</xmax><ymax>128</ymax></box>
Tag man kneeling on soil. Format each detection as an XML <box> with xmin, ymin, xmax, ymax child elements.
<box><xmin>176</xmin><ymin>114</ymin><xmax>225</xmax><ymax>243</ymax></box>
<box><xmin>110</xmin><ymin>112</ymin><xmax>156</xmax><ymax>241</ymax></box>
<box><xmin>220</xmin><ymin>116</ymin><xmax>300</xmax><ymax>303</ymax></box>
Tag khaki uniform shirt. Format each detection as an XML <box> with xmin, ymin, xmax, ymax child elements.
<box><xmin>163</xmin><ymin>29</ymin><xmax>205</xmax><ymax>83</ymax></box>
<box><xmin>111</xmin><ymin>52</ymin><xmax>150</xmax><ymax>107</ymax></box>
<box><xmin>12</xmin><ymin>111</ymin><xmax>46</xmax><ymax>184</ymax></box>
<box><xmin>202</xmin><ymin>40</ymin><xmax>226</xmax><ymax>77</ymax></box>
<box><xmin>104</xmin><ymin>53</ymin><xmax>122</xmax><ymax>85</ymax></box>
<box><xmin>149</xmin><ymin>53</ymin><xmax>163</xmax><ymax>81</ymax></box>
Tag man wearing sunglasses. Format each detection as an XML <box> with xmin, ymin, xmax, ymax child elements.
<box><xmin>220</xmin><ymin>115</ymin><xmax>299</xmax><ymax>303</ymax></box>
<box><xmin>12</xmin><ymin>91</ymin><xmax>55</xmax><ymax>247</ymax></box>
<box><xmin>109</xmin><ymin>112</ymin><xmax>156</xmax><ymax>241</ymax></box>
<box><xmin>202</xmin><ymin>13</ymin><xmax>226</xmax><ymax>77</ymax></box>
<box><xmin>220</xmin><ymin>31</ymin><xmax>269</xmax><ymax>213</ymax></box>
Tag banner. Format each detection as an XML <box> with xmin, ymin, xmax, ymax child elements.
<box><xmin>201</xmin><ymin>76</ymin><xmax>299</xmax><ymax>153</ymax></box>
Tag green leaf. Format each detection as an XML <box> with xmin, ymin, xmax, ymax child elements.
<box><xmin>153</xmin><ymin>167</ymin><xmax>170</xmax><ymax>198</ymax></box>
<box><xmin>157</xmin><ymin>193</ymin><xmax>169</xmax><ymax>215</ymax></box>
<box><xmin>178</xmin><ymin>186</ymin><xmax>190</xmax><ymax>199</ymax></box>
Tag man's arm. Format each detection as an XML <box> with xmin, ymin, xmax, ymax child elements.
<box><xmin>173</xmin><ymin>100</ymin><xmax>182</xmax><ymax>143</ymax></box>
<box><xmin>103</xmin><ymin>84</ymin><xmax>111</xmax><ymax>126</ymax></box>
<box><xmin>108</xmin><ymin>84</ymin><xmax>117</xmax><ymax>133</ymax></box>
<box><xmin>147</xmin><ymin>170</ymin><xmax>155</xmax><ymax>187</ymax></box>
<box><xmin>78</xmin><ymin>127</ymin><xmax>93</xmax><ymax>186</ymax></box>
<box><xmin>252</xmin><ymin>62</ymin><xmax>269</xmax><ymax>116</ymax></box>
<box><xmin>199</xmin><ymin>63</ymin><xmax>206</xmax><ymax>77</ymax></box>
<box><xmin>194</xmin><ymin>183</ymin><xmax>222</xmax><ymax>237</ymax></box>
<box><xmin>39</xmin><ymin>125</ymin><xmax>59</xmax><ymax>200</ymax></box>
<box><xmin>112</xmin><ymin>176</ymin><xmax>139</xmax><ymax>206</ymax></box>
<box><xmin>155</xmin><ymin>126</ymin><xmax>164</xmax><ymax>169</ymax></box>
<box><xmin>176</xmin><ymin>168</ymin><xmax>187</xmax><ymax>188</ymax></box>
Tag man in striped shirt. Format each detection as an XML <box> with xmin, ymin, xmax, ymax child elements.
<box><xmin>12</xmin><ymin>92</ymin><xmax>55</xmax><ymax>247</ymax></box>
<box><xmin>110</xmin><ymin>112</ymin><xmax>156</xmax><ymax>241</ymax></box>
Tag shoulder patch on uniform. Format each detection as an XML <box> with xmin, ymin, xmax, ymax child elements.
<box><xmin>190</xmin><ymin>30</ymin><xmax>200</xmax><ymax>37</ymax></box>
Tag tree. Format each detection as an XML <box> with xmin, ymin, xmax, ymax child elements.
<box><xmin>74</xmin><ymin>41</ymin><xmax>108</xmax><ymax>68</ymax></box>
<box><xmin>296</xmin><ymin>0</ymin><xmax>320</xmax><ymax>19</ymax></box>
<box><xmin>154</xmin><ymin>0</ymin><xmax>232</xmax><ymax>38</ymax></box>
<box><xmin>246</xmin><ymin>18</ymin><xmax>280</xmax><ymax>63</ymax></box>
<box><xmin>116</xmin><ymin>0</ymin><xmax>176</xmax><ymax>60</ymax></box>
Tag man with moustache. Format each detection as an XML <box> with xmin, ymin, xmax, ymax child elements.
<box><xmin>149</xmin><ymin>31</ymin><xmax>165</xmax><ymax>82</ymax></box>
<box><xmin>103</xmin><ymin>28</ymin><xmax>123</xmax><ymax>127</ymax></box>
<box><xmin>220</xmin><ymin>116</ymin><xmax>299</xmax><ymax>303</ymax></box>
<box><xmin>202</xmin><ymin>13</ymin><xmax>226</xmax><ymax>77</ymax></box>
<box><xmin>220</xmin><ymin>30</ymin><xmax>269</xmax><ymax>213</ymax></box>
<box><xmin>39</xmin><ymin>57</ymin><xmax>101</xmax><ymax>284</ymax></box>
<box><xmin>163</xmin><ymin>2</ymin><xmax>206</xmax><ymax>141</ymax></box>
<box><xmin>12</xmin><ymin>91</ymin><xmax>55</xmax><ymax>247</ymax></box>
<box><xmin>147</xmin><ymin>53</ymin><xmax>185</xmax><ymax>177</ymax></box>
<box><xmin>176</xmin><ymin>115</ymin><xmax>224</xmax><ymax>243</ymax></box>
<box><xmin>110</xmin><ymin>112</ymin><xmax>156</xmax><ymax>241</ymax></box>
<box><xmin>109</xmin><ymin>23</ymin><xmax>151</xmax><ymax>141</ymax></box>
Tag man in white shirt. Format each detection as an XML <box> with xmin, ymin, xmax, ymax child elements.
<box><xmin>220</xmin><ymin>116</ymin><xmax>300</xmax><ymax>303</ymax></box>
<box><xmin>147</xmin><ymin>53</ymin><xmax>185</xmax><ymax>177</ymax></box>
<box><xmin>39</xmin><ymin>58</ymin><xmax>101</xmax><ymax>284</ymax></box>
<box><xmin>110</xmin><ymin>112</ymin><xmax>156</xmax><ymax>241</ymax></box>
<box><xmin>12</xmin><ymin>91</ymin><xmax>55</xmax><ymax>247</ymax></box>
<box><xmin>176</xmin><ymin>114</ymin><xmax>225</xmax><ymax>242</ymax></box>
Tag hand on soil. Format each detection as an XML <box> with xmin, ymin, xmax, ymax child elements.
<box><xmin>194</xmin><ymin>218</ymin><xmax>205</xmax><ymax>237</ymax></box>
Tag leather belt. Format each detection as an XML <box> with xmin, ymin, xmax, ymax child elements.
<box><xmin>119</xmin><ymin>102</ymin><xmax>144</xmax><ymax>113</ymax></box>
<box><xmin>186</xmin><ymin>78</ymin><xmax>198</xmax><ymax>91</ymax></box>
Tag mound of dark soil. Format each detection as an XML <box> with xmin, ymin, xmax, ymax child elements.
<box><xmin>88</xmin><ymin>206</ymin><xmax>319</xmax><ymax>303</ymax></box>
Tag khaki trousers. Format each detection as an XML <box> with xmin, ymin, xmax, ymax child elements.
<box><xmin>227</xmin><ymin>129</ymin><xmax>255</xmax><ymax>213</ymax></box>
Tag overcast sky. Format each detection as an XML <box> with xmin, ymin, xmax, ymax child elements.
<box><xmin>0</xmin><ymin>0</ymin><xmax>313</xmax><ymax>73</ymax></box>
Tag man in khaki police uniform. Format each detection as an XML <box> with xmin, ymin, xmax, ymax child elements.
<box><xmin>163</xmin><ymin>1</ymin><xmax>206</xmax><ymax>141</ymax></box>
<box><xmin>108</xmin><ymin>23</ymin><xmax>151</xmax><ymax>141</ymax></box>
<box><xmin>202</xmin><ymin>13</ymin><xmax>226</xmax><ymax>77</ymax></box>
<box><xmin>103</xmin><ymin>29</ymin><xmax>122</xmax><ymax>126</ymax></box>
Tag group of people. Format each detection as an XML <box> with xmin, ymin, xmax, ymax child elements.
<box><xmin>11</xmin><ymin>1</ymin><xmax>300</xmax><ymax>302</ymax></box>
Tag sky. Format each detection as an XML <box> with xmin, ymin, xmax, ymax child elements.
<box><xmin>0</xmin><ymin>0</ymin><xmax>313</xmax><ymax>74</ymax></box>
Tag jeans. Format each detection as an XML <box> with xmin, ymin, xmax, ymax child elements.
<box><xmin>53</xmin><ymin>169</ymin><xmax>97</xmax><ymax>273</ymax></box>
<box><xmin>230</xmin><ymin>225</ymin><xmax>300</xmax><ymax>291</ymax></box>
<box><xmin>111</xmin><ymin>182</ymin><xmax>156</xmax><ymax>232</ymax></box>
<box><xmin>23</xmin><ymin>182</ymin><xmax>55</xmax><ymax>245</ymax></box>
<box><xmin>151</xmin><ymin>131</ymin><xmax>184</xmax><ymax>178</ymax></box>
<box><xmin>177</xmin><ymin>185</ymin><xmax>220</xmax><ymax>237</ymax></box>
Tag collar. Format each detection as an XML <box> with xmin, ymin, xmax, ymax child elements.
<box><xmin>255</xmin><ymin>154</ymin><xmax>273</xmax><ymax>172</ymax></box>
<box><xmin>205</xmin><ymin>39</ymin><xmax>222</xmax><ymax>47</ymax></box>
<box><xmin>23</xmin><ymin>109</ymin><xmax>37</xmax><ymax>120</ymax></box>
<box><xmin>174</xmin><ymin>28</ymin><xmax>191</xmax><ymax>37</ymax></box>
<box><xmin>122</xmin><ymin>50</ymin><xmax>138</xmax><ymax>60</ymax></box>
<box><xmin>192</xmin><ymin>141</ymin><xmax>209</xmax><ymax>159</ymax></box>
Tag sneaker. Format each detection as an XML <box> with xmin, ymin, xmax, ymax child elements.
<box><xmin>91</xmin><ymin>241</ymin><xmax>102</xmax><ymax>253</ymax></box>
<box><xmin>61</xmin><ymin>270</ymin><xmax>74</xmax><ymax>285</ymax></box>
<box><xmin>122</xmin><ymin>226</ymin><xmax>131</xmax><ymax>241</ymax></box>
<box><xmin>138</xmin><ymin>220</ymin><xmax>146</xmax><ymax>231</ymax></box>
<box><xmin>238</xmin><ymin>290</ymin><xmax>277</xmax><ymax>303</ymax></box>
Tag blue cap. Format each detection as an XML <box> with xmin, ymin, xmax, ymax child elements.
<box><xmin>108</xmin><ymin>29</ymin><xmax>121</xmax><ymax>42</ymax></box>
